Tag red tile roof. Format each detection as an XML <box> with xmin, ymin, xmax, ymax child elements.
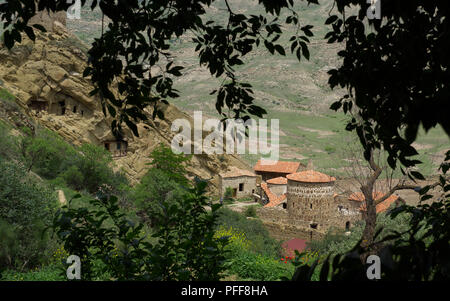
<box><xmin>286</xmin><ymin>170</ymin><xmax>336</xmax><ymax>183</ymax></box>
<box><xmin>219</xmin><ymin>166</ymin><xmax>256</xmax><ymax>178</ymax></box>
<box><xmin>254</xmin><ymin>160</ymin><xmax>302</xmax><ymax>174</ymax></box>
<box><xmin>349</xmin><ymin>191</ymin><xmax>400</xmax><ymax>214</ymax></box>
<box><xmin>261</xmin><ymin>183</ymin><xmax>287</xmax><ymax>207</ymax></box>
<box><xmin>267</xmin><ymin>177</ymin><xmax>288</xmax><ymax>185</ymax></box>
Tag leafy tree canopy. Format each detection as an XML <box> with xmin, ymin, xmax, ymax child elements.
<box><xmin>326</xmin><ymin>0</ymin><xmax>450</xmax><ymax>174</ymax></box>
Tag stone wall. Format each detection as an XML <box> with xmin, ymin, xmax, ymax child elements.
<box><xmin>287</xmin><ymin>181</ymin><xmax>335</xmax><ymax>230</ymax></box>
<box><xmin>256</xmin><ymin>207</ymin><xmax>325</xmax><ymax>242</ymax></box>
<box><xmin>255</xmin><ymin>180</ymin><xmax>364</xmax><ymax>242</ymax></box>
<box><xmin>267</xmin><ymin>183</ymin><xmax>287</xmax><ymax>196</ymax></box>
<box><xmin>221</xmin><ymin>176</ymin><xmax>257</xmax><ymax>198</ymax></box>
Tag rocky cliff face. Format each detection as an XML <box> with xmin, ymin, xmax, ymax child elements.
<box><xmin>0</xmin><ymin>17</ymin><xmax>251</xmax><ymax>193</ymax></box>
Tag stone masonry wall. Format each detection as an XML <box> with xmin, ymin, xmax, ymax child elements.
<box><xmin>287</xmin><ymin>181</ymin><xmax>335</xmax><ymax>230</ymax></box>
<box><xmin>256</xmin><ymin>207</ymin><xmax>325</xmax><ymax>242</ymax></box>
<box><xmin>267</xmin><ymin>183</ymin><xmax>287</xmax><ymax>196</ymax></box>
<box><xmin>221</xmin><ymin>176</ymin><xmax>257</xmax><ymax>198</ymax></box>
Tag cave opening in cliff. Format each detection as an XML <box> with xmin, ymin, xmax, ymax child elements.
<box><xmin>58</xmin><ymin>101</ymin><xmax>66</xmax><ymax>115</ymax></box>
<box><xmin>29</xmin><ymin>99</ymin><xmax>48</xmax><ymax>112</ymax></box>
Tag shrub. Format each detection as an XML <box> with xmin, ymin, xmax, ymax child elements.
<box><xmin>133</xmin><ymin>168</ymin><xmax>186</xmax><ymax>227</ymax></box>
<box><xmin>214</xmin><ymin>226</ymin><xmax>251</xmax><ymax>253</ymax></box>
<box><xmin>0</xmin><ymin>121</ymin><xmax>18</xmax><ymax>159</ymax></box>
<box><xmin>65</xmin><ymin>143</ymin><xmax>128</xmax><ymax>193</ymax></box>
<box><xmin>215</xmin><ymin>226</ymin><xmax>292</xmax><ymax>280</ymax></box>
<box><xmin>19</xmin><ymin>129</ymin><xmax>128</xmax><ymax>194</ymax></box>
<box><xmin>0</xmin><ymin>159</ymin><xmax>58</xmax><ymax>271</ymax></box>
<box><xmin>19</xmin><ymin>128</ymin><xmax>81</xmax><ymax>177</ymax></box>
<box><xmin>146</xmin><ymin>143</ymin><xmax>190</xmax><ymax>185</ymax></box>
<box><xmin>244</xmin><ymin>205</ymin><xmax>258</xmax><ymax>218</ymax></box>
<box><xmin>223</xmin><ymin>187</ymin><xmax>234</xmax><ymax>203</ymax></box>
<box><xmin>216</xmin><ymin>208</ymin><xmax>282</xmax><ymax>258</ymax></box>
<box><xmin>52</xmin><ymin>180</ymin><xmax>228</xmax><ymax>280</ymax></box>
<box><xmin>228</xmin><ymin>249</ymin><xmax>295</xmax><ymax>281</ymax></box>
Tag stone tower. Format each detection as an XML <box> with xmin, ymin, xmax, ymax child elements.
<box><xmin>286</xmin><ymin>168</ymin><xmax>336</xmax><ymax>230</ymax></box>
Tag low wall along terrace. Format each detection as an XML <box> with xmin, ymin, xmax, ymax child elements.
<box><xmin>256</xmin><ymin>207</ymin><xmax>325</xmax><ymax>242</ymax></box>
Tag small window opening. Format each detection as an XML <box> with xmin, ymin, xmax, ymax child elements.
<box><xmin>345</xmin><ymin>221</ymin><xmax>350</xmax><ymax>231</ymax></box>
<box><xmin>239</xmin><ymin>183</ymin><xmax>244</xmax><ymax>191</ymax></box>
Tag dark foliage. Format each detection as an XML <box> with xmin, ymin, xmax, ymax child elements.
<box><xmin>52</xmin><ymin>180</ymin><xmax>228</xmax><ymax>280</ymax></box>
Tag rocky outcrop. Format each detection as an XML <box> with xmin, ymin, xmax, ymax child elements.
<box><xmin>0</xmin><ymin>19</ymin><xmax>252</xmax><ymax>193</ymax></box>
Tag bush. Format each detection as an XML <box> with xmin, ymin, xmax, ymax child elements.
<box><xmin>146</xmin><ymin>143</ymin><xmax>190</xmax><ymax>185</ymax></box>
<box><xmin>244</xmin><ymin>205</ymin><xmax>258</xmax><ymax>218</ymax></box>
<box><xmin>62</xmin><ymin>143</ymin><xmax>128</xmax><ymax>193</ymax></box>
<box><xmin>19</xmin><ymin>129</ymin><xmax>128</xmax><ymax>193</ymax></box>
<box><xmin>228</xmin><ymin>249</ymin><xmax>294</xmax><ymax>281</ymax></box>
<box><xmin>214</xmin><ymin>226</ymin><xmax>293</xmax><ymax>280</ymax></box>
<box><xmin>0</xmin><ymin>121</ymin><xmax>18</xmax><ymax>159</ymax></box>
<box><xmin>133</xmin><ymin>143</ymin><xmax>192</xmax><ymax>226</ymax></box>
<box><xmin>216</xmin><ymin>208</ymin><xmax>282</xmax><ymax>258</ymax></box>
<box><xmin>52</xmin><ymin>181</ymin><xmax>228</xmax><ymax>280</ymax></box>
<box><xmin>223</xmin><ymin>187</ymin><xmax>234</xmax><ymax>203</ymax></box>
<box><xmin>0</xmin><ymin>159</ymin><xmax>58</xmax><ymax>271</ymax></box>
<box><xmin>20</xmin><ymin>128</ymin><xmax>79</xmax><ymax>177</ymax></box>
<box><xmin>133</xmin><ymin>168</ymin><xmax>186</xmax><ymax>226</ymax></box>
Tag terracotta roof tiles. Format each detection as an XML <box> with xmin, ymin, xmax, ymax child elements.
<box><xmin>267</xmin><ymin>177</ymin><xmax>288</xmax><ymax>185</ymax></box>
<box><xmin>261</xmin><ymin>183</ymin><xmax>287</xmax><ymax>207</ymax></box>
<box><xmin>286</xmin><ymin>170</ymin><xmax>336</xmax><ymax>183</ymax></box>
<box><xmin>349</xmin><ymin>191</ymin><xmax>400</xmax><ymax>214</ymax></box>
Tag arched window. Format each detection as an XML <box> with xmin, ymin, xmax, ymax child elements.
<box><xmin>345</xmin><ymin>221</ymin><xmax>350</xmax><ymax>231</ymax></box>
